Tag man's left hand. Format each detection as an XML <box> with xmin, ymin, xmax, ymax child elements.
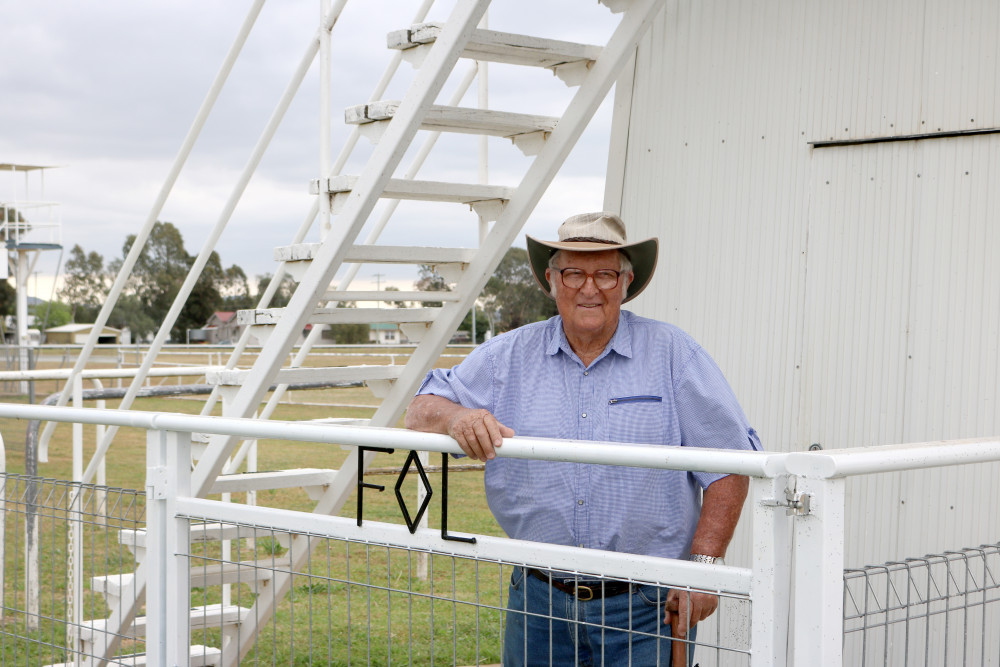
<box><xmin>665</xmin><ymin>589</ymin><xmax>718</xmax><ymax>666</ymax></box>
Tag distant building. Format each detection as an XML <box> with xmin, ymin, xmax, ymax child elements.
<box><xmin>189</xmin><ymin>311</ymin><xmax>241</xmax><ymax>344</ymax></box>
<box><xmin>45</xmin><ymin>323</ymin><xmax>122</xmax><ymax>345</ymax></box>
<box><xmin>369</xmin><ymin>322</ymin><xmax>402</xmax><ymax>345</ymax></box>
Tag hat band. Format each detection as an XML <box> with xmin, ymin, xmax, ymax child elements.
<box><xmin>561</xmin><ymin>237</ymin><xmax>620</xmax><ymax>245</ymax></box>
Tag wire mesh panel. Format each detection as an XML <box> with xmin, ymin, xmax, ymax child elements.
<box><xmin>0</xmin><ymin>472</ymin><xmax>752</xmax><ymax>665</ymax></box>
<box><xmin>843</xmin><ymin>542</ymin><xmax>1000</xmax><ymax>666</ymax></box>
<box><xmin>176</xmin><ymin>516</ymin><xmax>752</xmax><ymax>666</ymax></box>
<box><xmin>0</xmin><ymin>473</ymin><xmax>145</xmax><ymax>667</ymax></box>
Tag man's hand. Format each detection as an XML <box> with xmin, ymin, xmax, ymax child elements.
<box><xmin>665</xmin><ymin>589</ymin><xmax>719</xmax><ymax>667</ymax></box>
<box><xmin>405</xmin><ymin>395</ymin><xmax>514</xmax><ymax>462</ymax></box>
<box><xmin>447</xmin><ymin>408</ymin><xmax>514</xmax><ymax>461</ymax></box>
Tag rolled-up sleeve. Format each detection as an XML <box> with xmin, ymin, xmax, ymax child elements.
<box><xmin>416</xmin><ymin>343</ymin><xmax>496</xmax><ymax>411</ymax></box>
<box><xmin>674</xmin><ymin>346</ymin><xmax>762</xmax><ymax>489</ymax></box>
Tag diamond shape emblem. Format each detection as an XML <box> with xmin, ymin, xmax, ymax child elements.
<box><xmin>394</xmin><ymin>450</ymin><xmax>433</xmax><ymax>534</ymax></box>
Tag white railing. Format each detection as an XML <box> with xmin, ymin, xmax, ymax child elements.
<box><xmin>1</xmin><ymin>402</ymin><xmax>999</xmax><ymax>666</ymax></box>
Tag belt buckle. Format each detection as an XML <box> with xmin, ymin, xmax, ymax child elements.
<box><xmin>575</xmin><ymin>584</ymin><xmax>594</xmax><ymax>601</ymax></box>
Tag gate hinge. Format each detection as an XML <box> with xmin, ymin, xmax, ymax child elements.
<box><xmin>146</xmin><ymin>465</ymin><xmax>169</xmax><ymax>500</ymax></box>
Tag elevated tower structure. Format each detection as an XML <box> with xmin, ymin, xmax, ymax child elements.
<box><xmin>0</xmin><ymin>163</ymin><xmax>63</xmax><ymax>392</ymax></box>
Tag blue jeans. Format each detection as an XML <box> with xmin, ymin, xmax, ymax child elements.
<box><xmin>502</xmin><ymin>567</ymin><xmax>697</xmax><ymax>666</ymax></box>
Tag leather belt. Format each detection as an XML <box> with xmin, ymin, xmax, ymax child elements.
<box><xmin>527</xmin><ymin>568</ymin><xmax>633</xmax><ymax>602</ymax></box>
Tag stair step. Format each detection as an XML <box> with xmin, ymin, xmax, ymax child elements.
<box><xmin>278</xmin><ymin>243</ymin><xmax>475</xmax><ymax>284</ymax></box>
<box><xmin>276</xmin><ymin>243</ymin><xmax>476</xmax><ymax>266</ymax></box>
<box><xmin>80</xmin><ymin>604</ymin><xmax>249</xmax><ymax>642</ymax></box>
<box><xmin>207</xmin><ymin>364</ymin><xmax>404</xmax><ymax>387</ymax></box>
<box><xmin>92</xmin><ymin>560</ymin><xmax>287</xmax><ymax>598</ymax></box>
<box><xmin>322</xmin><ymin>289</ymin><xmax>462</xmax><ymax>303</ymax></box>
<box><xmin>120</xmin><ymin>523</ymin><xmax>248</xmax><ymax>551</ymax></box>
<box><xmin>46</xmin><ymin>645</ymin><xmax>221</xmax><ymax>667</ymax></box>
<box><xmin>238</xmin><ymin>307</ymin><xmax>441</xmax><ymax>327</ymax></box>
<box><xmin>389</xmin><ymin>22</ymin><xmax>601</xmax><ymax>72</ymax></box>
<box><xmin>311</xmin><ymin>175</ymin><xmax>515</xmax><ymax>207</ymax></box>
<box><xmin>345</xmin><ymin>101</ymin><xmax>557</xmax><ymax>149</ymax></box>
<box><xmin>209</xmin><ymin>468</ymin><xmax>340</xmax><ymax>494</ymax></box>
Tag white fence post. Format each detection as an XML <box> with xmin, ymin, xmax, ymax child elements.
<box><xmin>751</xmin><ymin>474</ymin><xmax>794</xmax><ymax>667</ymax></box>
<box><xmin>145</xmin><ymin>429</ymin><xmax>192</xmax><ymax>667</ymax></box>
<box><xmin>790</xmin><ymin>475</ymin><xmax>845</xmax><ymax>666</ymax></box>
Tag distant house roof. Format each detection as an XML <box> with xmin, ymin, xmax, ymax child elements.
<box><xmin>212</xmin><ymin>311</ymin><xmax>236</xmax><ymax>324</ymax></box>
<box><xmin>370</xmin><ymin>323</ymin><xmax>399</xmax><ymax>330</ymax></box>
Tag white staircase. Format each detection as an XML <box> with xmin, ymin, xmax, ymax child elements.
<box><xmin>72</xmin><ymin>0</ymin><xmax>667</xmax><ymax>664</ymax></box>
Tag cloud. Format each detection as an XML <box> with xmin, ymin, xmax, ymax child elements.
<box><xmin>2</xmin><ymin>0</ymin><xmax>620</xmax><ymax>300</ymax></box>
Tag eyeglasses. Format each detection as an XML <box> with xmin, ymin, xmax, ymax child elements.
<box><xmin>554</xmin><ymin>268</ymin><xmax>622</xmax><ymax>290</ymax></box>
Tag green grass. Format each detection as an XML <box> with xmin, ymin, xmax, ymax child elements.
<box><xmin>0</xmin><ymin>381</ymin><xmax>507</xmax><ymax>665</ymax></box>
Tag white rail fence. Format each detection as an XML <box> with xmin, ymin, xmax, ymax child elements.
<box><xmin>0</xmin><ymin>404</ymin><xmax>998</xmax><ymax>665</ymax></box>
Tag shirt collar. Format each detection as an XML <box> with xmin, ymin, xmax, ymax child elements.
<box><xmin>545</xmin><ymin>311</ymin><xmax>634</xmax><ymax>361</ymax></box>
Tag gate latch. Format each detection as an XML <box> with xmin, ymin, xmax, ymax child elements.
<box><xmin>760</xmin><ymin>487</ymin><xmax>812</xmax><ymax>516</ymax></box>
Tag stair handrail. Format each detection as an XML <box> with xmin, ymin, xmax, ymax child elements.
<box><xmin>197</xmin><ymin>0</ymin><xmax>440</xmax><ymax>423</ymax></box>
<box><xmin>37</xmin><ymin>0</ymin><xmax>268</xmax><ymax>457</ymax></box>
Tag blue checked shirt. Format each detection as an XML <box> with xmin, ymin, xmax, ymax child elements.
<box><xmin>416</xmin><ymin>310</ymin><xmax>762</xmax><ymax>559</ymax></box>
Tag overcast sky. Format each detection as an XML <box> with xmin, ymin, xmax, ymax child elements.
<box><xmin>1</xmin><ymin>1</ymin><xmax>621</xmax><ymax>299</ymax></box>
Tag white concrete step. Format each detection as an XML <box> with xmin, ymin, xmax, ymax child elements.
<box><xmin>79</xmin><ymin>604</ymin><xmax>249</xmax><ymax>644</ymax></box>
<box><xmin>46</xmin><ymin>645</ymin><xmax>221</xmax><ymax>667</ymax></box>
<box><xmin>206</xmin><ymin>363</ymin><xmax>404</xmax><ymax>387</ymax></box>
<box><xmin>120</xmin><ymin>522</ymin><xmax>248</xmax><ymax>553</ymax></box>
<box><xmin>389</xmin><ymin>22</ymin><xmax>601</xmax><ymax>84</ymax></box>
<box><xmin>92</xmin><ymin>560</ymin><xmax>286</xmax><ymax>602</ymax></box>
<box><xmin>238</xmin><ymin>306</ymin><xmax>441</xmax><ymax>327</ymax></box>
<box><xmin>345</xmin><ymin>101</ymin><xmax>557</xmax><ymax>155</ymax></box>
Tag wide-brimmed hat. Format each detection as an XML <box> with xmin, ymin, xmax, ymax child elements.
<box><xmin>526</xmin><ymin>212</ymin><xmax>658</xmax><ymax>303</ymax></box>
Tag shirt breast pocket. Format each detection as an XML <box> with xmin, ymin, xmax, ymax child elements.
<box><xmin>606</xmin><ymin>396</ymin><xmax>666</xmax><ymax>444</ymax></box>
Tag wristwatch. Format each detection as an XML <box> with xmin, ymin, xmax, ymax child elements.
<box><xmin>689</xmin><ymin>553</ymin><xmax>722</xmax><ymax>565</ymax></box>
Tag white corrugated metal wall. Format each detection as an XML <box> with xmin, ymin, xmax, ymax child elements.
<box><xmin>609</xmin><ymin>0</ymin><xmax>1000</xmax><ymax>569</ymax></box>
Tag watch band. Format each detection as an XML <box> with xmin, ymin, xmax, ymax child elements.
<box><xmin>689</xmin><ymin>553</ymin><xmax>720</xmax><ymax>565</ymax></box>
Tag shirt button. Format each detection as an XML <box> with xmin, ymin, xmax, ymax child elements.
<box><xmin>583</xmin><ymin>371</ymin><xmax>589</xmax><ymax>376</ymax></box>
<box><xmin>578</xmin><ymin>499</ymin><xmax>584</xmax><ymax>505</ymax></box>
<box><xmin>578</xmin><ymin>544</ymin><xmax>585</xmax><ymax>548</ymax></box>
<box><xmin>581</xmin><ymin>412</ymin><xmax>587</xmax><ymax>418</ymax></box>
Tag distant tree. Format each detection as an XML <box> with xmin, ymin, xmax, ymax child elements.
<box><xmin>109</xmin><ymin>294</ymin><xmax>157</xmax><ymax>341</ymax></box>
<box><xmin>178</xmin><ymin>251</ymin><xmax>224</xmax><ymax>340</ymax></box>
<box><xmin>59</xmin><ymin>244</ymin><xmax>109</xmax><ymax>322</ymax></box>
<box><xmin>31</xmin><ymin>301</ymin><xmax>72</xmax><ymax>329</ymax></box>
<box><xmin>221</xmin><ymin>264</ymin><xmax>254</xmax><ymax>310</ymax></box>
<box><xmin>481</xmin><ymin>247</ymin><xmax>557</xmax><ymax>332</ymax></box>
<box><xmin>414</xmin><ymin>265</ymin><xmax>450</xmax><ymax>307</ymax></box>
<box><xmin>324</xmin><ymin>303</ymin><xmax>369</xmax><ymax>344</ymax></box>
<box><xmin>457</xmin><ymin>304</ymin><xmax>488</xmax><ymax>344</ymax></box>
<box><xmin>116</xmin><ymin>222</ymin><xmax>190</xmax><ymax>334</ymax></box>
<box><xmin>110</xmin><ymin>221</ymin><xmax>248</xmax><ymax>341</ymax></box>
<box><xmin>0</xmin><ymin>206</ymin><xmax>29</xmax><ymax>241</ymax></box>
<box><xmin>383</xmin><ymin>285</ymin><xmax>409</xmax><ymax>308</ymax></box>
<box><xmin>256</xmin><ymin>273</ymin><xmax>297</xmax><ymax>308</ymax></box>
<box><xmin>0</xmin><ymin>279</ymin><xmax>15</xmax><ymax>317</ymax></box>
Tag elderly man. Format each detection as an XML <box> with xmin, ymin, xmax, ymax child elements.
<box><xmin>405</xmin><ymin>212</ymin><xmax>761</xmax><ymax>666</ymax></box>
